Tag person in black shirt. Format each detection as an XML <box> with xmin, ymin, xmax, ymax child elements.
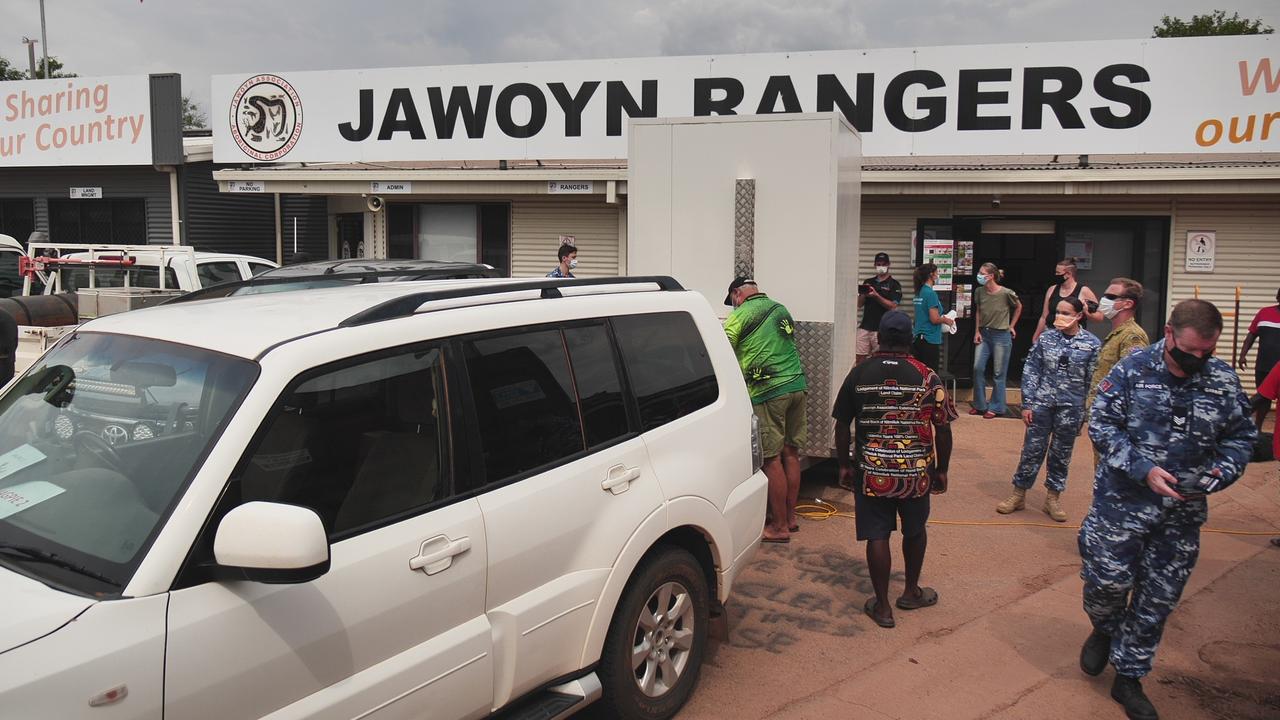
<box><xmin>834</xmin><ymin>310</ymin><xmax>956</xmax><ymax>629</ymax></box>
<box><xmin>856</xmin><ymin>252</ymin><xmax>903</xmax><ymax>364</ymax></box>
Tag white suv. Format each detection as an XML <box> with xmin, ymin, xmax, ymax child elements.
<box><xmin>0</xmin><ymin>276</ymin><xmax>767</xmax><ymax>720</ymax></box>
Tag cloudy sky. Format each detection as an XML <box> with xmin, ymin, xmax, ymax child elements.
<box><xmin>0</xmin><ymin>0</ymin><xmax>1273</xmax><ymax>119</ymax></box>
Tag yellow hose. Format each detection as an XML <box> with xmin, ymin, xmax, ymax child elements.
<box><xmin>794</xmin><ymin>500</ymin><xmax>1279</xmax><ymax>537</ymax></box>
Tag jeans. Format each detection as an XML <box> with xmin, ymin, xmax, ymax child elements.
<box><xmin>973</xmin><ymin>328</ymin><xmax>1012</xmax><ymax>413</ymax></box>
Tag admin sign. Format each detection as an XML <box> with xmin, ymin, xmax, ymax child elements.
<box><xmin>212</xmin><ymin>35</ymin><xmax>1277</xmax><ymax>163</ymax></box>
<box><xmin>1</xmin><ymin>75</ymin><xmax>153</xmax><ymax>166</ymax></box>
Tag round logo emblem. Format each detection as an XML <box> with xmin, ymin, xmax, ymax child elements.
<box><xmin>229</xmin><ymin>74</ymin><xmax>303</xmax><ymax>161</ymax></box>
<box><xmin>101</xmin><ymin>425</ymin><xmax>130</xmax><ymax>447</ymax></box>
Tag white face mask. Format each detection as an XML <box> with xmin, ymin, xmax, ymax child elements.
<box><xmin>568</xmin><ymin>258</ymin><xmax>578</xmax><ymax>269</ymax></box>
<box><xmin>875</xmin><ymin>265</ymin><xmax>889</xmax><ymax>275</ymax></box>
<box><xmin>976</xmin><ymin>274</ymin><xmax>989</xmax><ymax>285</ymax></box>
<box><xmin>1098</xmin><ymin>297</ymin><xmax>1118</xmax><ymax>319</ymax></box>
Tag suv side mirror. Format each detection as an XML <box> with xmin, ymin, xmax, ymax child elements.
<box><xmin>214</xmin><ymin>502</ymin><xmax>330</xmax><ymax>584</ymax></box>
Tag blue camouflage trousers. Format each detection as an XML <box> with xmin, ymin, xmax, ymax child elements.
<box><xmin>1011</xmin><ymin>404</ymin><xmax>1084</xmax><ymax>492</ymax></box>
<box><xmin>1078</xmin><ymin>498</ymin><xmax>1206</xmax><ymax>678</ymax></box>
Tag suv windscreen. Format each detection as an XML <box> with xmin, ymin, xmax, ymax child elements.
<box><xmin>0</xmin><ymin>333</ymin><xmax>256</xmax><ymax>596</ymax></box>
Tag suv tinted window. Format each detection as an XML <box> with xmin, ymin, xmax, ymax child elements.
<box><xmin>237</xmin><ymin>346</ymin><xmax>449</xmax><ymax>536</ymax></box>
<box><xmin>564</xmin><ymin>324</ymin><xmax>629</xmax><ymax>448</ymax></box>
<box><xmin>612</xmin><ymin>312</ymin><xmax>718</xmax><ymax>431</ymax></box>
<box><xmin>464</xmin><ymin>329</ymin><xmax>583</xmax><ymax>483</ymax></box>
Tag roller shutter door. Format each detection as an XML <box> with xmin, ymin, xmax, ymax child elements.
<box><xmin>510</xmin><ymin>198</ymin><xmax>620</xmax><ymax>278</ymax></box>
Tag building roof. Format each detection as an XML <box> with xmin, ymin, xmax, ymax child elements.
<box><xmin>860</xmin><ymin>153</ymin><xmax>1280</xmax><ymax>172</ymax></box>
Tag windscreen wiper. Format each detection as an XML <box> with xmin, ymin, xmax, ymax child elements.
<box><xmin>0</xmin><ymin>543</ymin><xmax>120</xmax><ymax>587</ymax></box>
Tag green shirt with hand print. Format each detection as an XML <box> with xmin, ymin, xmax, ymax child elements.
<box><xmin>724</xmin><ymin>293</ymin><xmax>808</xmax><ymax>404</ymax></box>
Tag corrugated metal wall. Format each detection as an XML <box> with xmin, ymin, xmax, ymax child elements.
<box><xmin>180</xmin><ymin>162</ymin><xmax>274</xmax><ymax>256</ymax></box>
<box><xmin>1169</xmin><ymin>195</ymin><xmax>1280</xmax><ymax>393</ymax></box>
<box><xmin>0</xmin><ymin>166</ymin><xmax>173</xmax><ymax>242</ymax></box>
<box><xmin>510</xmin><ymin>197</ymin><xmax>621</xmax><ymax>277</ymax></box>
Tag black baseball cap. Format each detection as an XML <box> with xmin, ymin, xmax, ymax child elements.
<box><xmin>725</xmin><ymin>277</ymin><xmax>756</xmax><ymax>306</ymax></box>
<box><xmin>877</xmin><ymin>310</ymin><xmax>913</xmax><ymax>342</ymax></box>
<box><xmin>874</xmin><ymin>252</ymin><xmax>891</xmax><ymax>264</ymax></box>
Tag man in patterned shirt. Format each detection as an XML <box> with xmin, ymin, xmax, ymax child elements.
<box><xmin>833</xmin><ymin>310</ymin><xmax>955</xmax><ymax>629</ymax></box>
<box><xmin>725</xmin><ymin>277</ymin><xmax>808</xmax><ymax>543</ymax></box>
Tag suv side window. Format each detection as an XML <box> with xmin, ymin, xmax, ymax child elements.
<box><xmin>197</xmin><ymin>261</ymin><xmax>242</xmax><ymax>286</ymax></box>
<box><xmin>563</xmin><ymin>323</ymin><xmax>629</xmax><ymax>448</ymax></box>
<box><xmin>463</xmin><ymin>328</ymin><xmax>584</xmax><ymax>483</ymax></box>
<box><xmin>247</xmin><ymin>262</ymin><xmax>274</xmax><ymax>276</ymax></box>
<box><xmin>612</xmin><ymin>312</ymin><xmax>719</xmax><ymax>431</ymax></box>
<box><xmin>236</xmin><ymin>345</ymin><xmax>450</xmax><ymax>537</ymax></box>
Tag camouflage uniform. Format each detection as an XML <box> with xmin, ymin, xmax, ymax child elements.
<box><xmin>1081</xmin><ymin>340</ymin><xmax>1256</xmax><ymax>678</ymax></box>
<box><xmin>1011</xmin><ymin>328</ymin><xmax>1100</xmax><ymax>492</ymax></box>
<box><xmin>1086</xmin><ymin>319</ymin><xmax>1150</xmax><ymax>468</ymax></box>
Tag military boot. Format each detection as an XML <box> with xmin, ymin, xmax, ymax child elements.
<box><xmin>1043</xmin><ymin>490</ymin><xmax>1068</xmax><ymax>522</ymax></box>
<box><xmin>1111</xmin><ymin>675</ymin><xmax>1159</xmax><ymax>720</ymax></box>
<box><xmin>995</xmin><ymin>487</ymin><xmax>1026</xmax><ymax>514</ymax></box>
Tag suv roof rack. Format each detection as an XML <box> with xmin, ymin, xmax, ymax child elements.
<box><xmin>339</xmin><ymin>275</ymin><xmax>685</xmax><ymax>328</ymax></box>
<box><xmin>164</xmin><ymin>264</ymin><xmax>502</xmax><ymax>305</ymax></box>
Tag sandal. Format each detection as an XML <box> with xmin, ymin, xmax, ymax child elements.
<box><xmin>789</xmin><ymin>524</ymin><xmax>800</xmax><ymax>533</ymax></box>
<box><xmin>983</xmin><ymin>411</ymin><xmax>997</xmax><ymax>419</ymax></box>
<box><xmin>864</xmin><ymin>597</ymin><xmax>895</xmax><ymax>628</ymax></box>
<box><xmin>761</xmin><ymin>534</ymin><xmax>790</xmax><ymax>544</ymax></box>
<box><xmin>968</xmin><ymin>407</ymin><xmax>982</xmax><ymax>415</ymax></box>
<box><xmin>895</xmin><ymin>587</ymin><xmax>939</xmax><ymax>610</ymax></box>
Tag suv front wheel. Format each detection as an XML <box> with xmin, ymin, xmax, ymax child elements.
<box><xmin>598</xmin><ymin>546</ymin><xmax>710</xmax><ymax>719</ymax></box>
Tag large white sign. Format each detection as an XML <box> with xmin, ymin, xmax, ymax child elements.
<box><xmin>1186</xmin><ymin>230</ymin><xmax>1216</xmax><ymax>272</ymax></box>
<box><xmin>213</xmin><ymin>36</ymin><xmax>1277</xmax><ymax>163</ymax></box>
<box><xmin>1</xmin><ymin>75</ymin><xmax>153</xmax><ymax>167</ymax></box>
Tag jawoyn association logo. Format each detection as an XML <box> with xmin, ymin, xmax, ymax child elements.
<box><xmin>229</xmin><ymin>74</ymin><xmax>303</xmax><ymax>161</ymax></box>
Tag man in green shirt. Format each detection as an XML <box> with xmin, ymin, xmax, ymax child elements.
<box><xmin>1086</xmin><ymin>277</ymin><xmax>1150</xmax><ymax>468</ymax></box>
<box><xmin>725</xmin><ymin>277</ymin><xmax>808</xmax><ymax>543</ymax></box>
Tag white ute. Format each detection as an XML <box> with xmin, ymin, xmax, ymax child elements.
<box><xmin>0</xmin><ymin>275</ymin><xmax>767</xmax><ymax>720</ymax></box>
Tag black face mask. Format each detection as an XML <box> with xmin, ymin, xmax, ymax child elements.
<box><xmin>1168</xmin><ymin>339</ymin><xmax>1211</xmax><ymax>375</ymax></box>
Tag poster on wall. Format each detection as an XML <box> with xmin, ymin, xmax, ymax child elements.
<box><xmin>955</xmin><ymin>240</ymin><xmax>974</xmax><ymax>275</ymax></box>
<box><xmin>955</xmin><ymin>288</ymin><xmax>973</xmax><ymax>318</ymax></box>
<box><xmin>1063</xmin><ymin>232</ymin><xmax>1094</xmax><ymax>269</ymax></box>
<box><xmin>923</xmin><ymin>238</ymin><xmax>954</xmax><ymax>291</ymax></box>
<box><xmin>1185</xmin><ymin>231</ymin><xmax>1216</xmax><ymax>272</ymax></box>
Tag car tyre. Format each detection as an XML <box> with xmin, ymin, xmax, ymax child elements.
<box><xmin>598</xmin><ymin>546</ymin><xmax>710</xmax><ymax>720</ymax></box>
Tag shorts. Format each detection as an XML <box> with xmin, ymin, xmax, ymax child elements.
<box><xmin>753</xmin><ymin>391</ymin><xmax>807</xmax><ymax>458</ymax></box>
<box><xmin>853</xmin><ymin>488</ymin><xmax>931</xmax><ymax>541</ymax></box>
<box><xmin>856</xmin><ymin>327</ymin><xmax>880</xmax><ymax>358</ymax></box>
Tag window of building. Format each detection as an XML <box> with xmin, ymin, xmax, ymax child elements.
<box><xmin>387</xmin><ymin>203</ymin><xmax>510</xmax><ymax>274</ymax></box>
<box><xmin>234</xmin><ymin>346</ymin><xmax>450</xmax><ymax>537</ymax></box>
<box><xmin>612</xmin><ymin>312</ymin><xmax>719</xmax><ymax>431</ymax></box>
<box><xmin>197</xmin><ymin>261</ymin><xmax>242</xmax><ymax>286</ymax></box>
<box><xmin>0</xmin><ymin>199</ymin><xmax>35</xmax><ymax>242</ymax></box>
<box><xmin>463</xmin><ymin>328</ymin><xmax>583</xmax><ymax>484</ymax></box>
<box><xmin>48</xmin><ymin>199</ymin><xmax>147</xmax><ymax>244</ymax></box>
<box><xmin>563</xmin><ymin>323</ymin><xmax>630</xmax><ymax>448</ymax></box>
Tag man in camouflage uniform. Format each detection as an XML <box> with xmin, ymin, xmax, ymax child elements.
<box><xmin>1080</xmin><ymin>299</ymin><xmax>1256</xmax><ymax>720</ymax></box>
<box><xmin>1086</xmin><ymin>278</ymin><xmax>1151</xmax><ymax>468</ymax></box>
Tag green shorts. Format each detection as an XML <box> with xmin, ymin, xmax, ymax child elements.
<box><xmin>753</xmin><ymin>391</ymin><xmax>808</xmax><ymax>458</ymax></box>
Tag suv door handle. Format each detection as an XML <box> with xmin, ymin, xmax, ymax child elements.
<box><xmin>602</xmin><ymin>465</ymin><xmax>641</xmax><ymax>495</ymax></box>
<box><xmin>409</xmin><ymin>535</ymin><xmax>472</xmax><ymax>575</ymax></box>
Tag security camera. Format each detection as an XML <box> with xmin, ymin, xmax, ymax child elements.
<box><xmin>366</xmin><ymin>195</ymin><xmax>385</xmax><ymax>213</ymax></box>
<box><xmin>991</xmin><ymin>198</ymin><xmax>1001</xmax><ymax>209</ymax></box>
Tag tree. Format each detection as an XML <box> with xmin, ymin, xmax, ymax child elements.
<box><xmin>181</xmin><ymin>96</ymin><xmax>207</xmax><ymax>130</ymax></box>
<box><xmin>0</xmin><ymin>56</ymin><xmax>27</xmax><ymax>81</ymax></box>
<box><xmin>1153</xmin><ymin>10</ymin><xmax>1274</xmax><ymax>37</ymax></box>
<box><xmin>0</xmin><ymin>54</ymin><xmax>77</xmax><ymax>80</ymax></box>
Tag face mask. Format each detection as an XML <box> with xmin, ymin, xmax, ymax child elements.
<box><xmin>875</xmin><ymin>265</ymin><xmax>889</xmax><ymax>275</ymax></box>
<box><xmin>1167</xmin><ymin>336</ymin><xmax>1210</xmax><ymax>375</ymax></box>
<box><xmin>568</xmin><ymin>258</ymin><xmax>578</xmax><ymax>269</ymax></box>
<box><xmin>1098</xmin><ymin>297</ymin><xmax>1118</xmax><ymax>319</ymax></box>
<box><xmin>976</xmin><ymin>274</ymin><xmax>989</xmax><ymax>285</ymax></box>
<box><xmin>1053</xmin><ymin>314</ymin><xmax>1078</xmax><ymax>330</ymax></box>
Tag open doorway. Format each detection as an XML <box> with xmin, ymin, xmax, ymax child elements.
<box><xmin>917</xmin><ymin>216</ymin><xmax>1169</xmax><ymax>397</ymax></box>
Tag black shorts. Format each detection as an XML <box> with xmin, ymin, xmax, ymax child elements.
<box><xmin>853</xmin><ymin>490</ymin><xmax>931</xmax><ymax>541</ymax></box>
